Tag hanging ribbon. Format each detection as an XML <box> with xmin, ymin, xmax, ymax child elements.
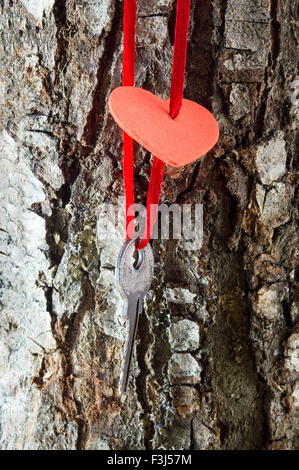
<box><xmin>122</xmin><ymin>0</ymin><xmax>191</xmax><ymax>249</ymax></box>
<box><xmin>122</xmin><ymin>0</ymin><xmax>136</xmax><ymax>240</ymax></box>
<box><xmin>169</xmin><ymin>0</ymin><xmax>191</xmax><ymax>119</ymax></box>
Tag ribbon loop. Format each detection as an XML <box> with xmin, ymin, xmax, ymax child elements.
<box><xmin>122</xmin><ymin>0</ymin><xmax>190</xmax><ymax>248</ymax></box>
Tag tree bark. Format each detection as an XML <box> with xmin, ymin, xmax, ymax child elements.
<box><xmin>0</xmin><ymin>0</ymin><xmax>298</xmax><ymax>450</ymax></box>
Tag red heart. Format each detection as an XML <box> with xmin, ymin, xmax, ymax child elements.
<box><xmin>108</xmin><ymin>86</ymin><xmax>219</xmax><ymax>168</ymax></box>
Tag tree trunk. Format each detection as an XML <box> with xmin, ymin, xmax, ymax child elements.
<box><xmin>0</xmin><ymin>0</ymin><xmax>298</xmax><ymax>450</ymax></box>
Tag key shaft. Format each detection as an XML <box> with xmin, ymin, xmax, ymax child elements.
<box><xmin>119</xmin><ymin>293</ymin><xmax>140</xmax><ymax>395</ymax></box>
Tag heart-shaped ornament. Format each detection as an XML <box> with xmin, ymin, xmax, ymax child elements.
<box><xmin>108</xmin><ymin>86</ymin><xmax>219</xmax><ymax>168</ymax></box>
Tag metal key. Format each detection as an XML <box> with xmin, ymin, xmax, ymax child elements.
<box><xmin>116</xmin><ymin>238</ymin><xmax>154</xmax><ymax>395</ymax></box>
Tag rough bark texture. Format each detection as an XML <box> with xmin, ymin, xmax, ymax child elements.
<box><xmin>0</xmin><ymin>0</ymin><xmax>298</xmax><ymax>450</ymax></box>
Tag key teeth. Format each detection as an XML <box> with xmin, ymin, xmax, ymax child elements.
<box><xmin>119</xmin><ymin>365</ymin><xmax>129</xmax><ymax>396</ymax></box>
<box><xmin>119</xmin><ymin>377</ymin><xmax>125</xmax><ymax>396</ymax></box>
<box><xmin>121</xmin><ymin>301</ymin><xmax>128</xmax><ymax>319</ymax></box>
<box><xmin>119</xmin><ymin>325</ymin><xmax>131</xmax><ymax>394</ymax></box>
<box><xmin>118</xmin><ymin>299</ymin><xmax>144</xmax><ymax>394</ymax></box>
<box><xmin>119</xmin><ymin>377</ymin><xmax>127</xmax><ymax>397</ymax></box>
<box><xmin>118</xmin><ymin>300</ymin><xmax>146</xmax><ymax>394</ymax></box>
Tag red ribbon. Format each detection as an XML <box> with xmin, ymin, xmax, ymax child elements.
<box><xmin>170</xmin><ymin>0</ymin><xmax>191</xmax><ymax>119</ymax></box>
<box><xmin>122</xmin><ymin>0</ymin><xmax>190</xmax><ymax>249</ymax></box>
<box><xmin>122</xmin><ymin>0</ymin><xmax>136</xmax><ymax>240</ymax></box>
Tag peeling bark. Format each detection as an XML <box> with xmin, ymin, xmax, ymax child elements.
<box><xmin>0</xmin><ymin>0</ymin><xmax>298</xmax><ymax>450</ymax></box>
